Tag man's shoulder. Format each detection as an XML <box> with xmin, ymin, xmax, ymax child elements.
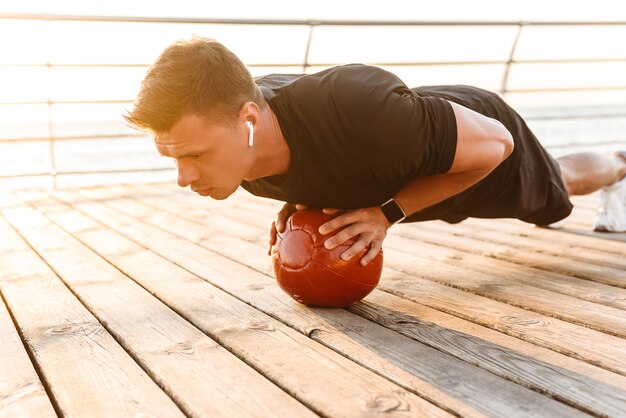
<box><xmin>300</xmin><ymin>64</ymin><xmax>401</xmax><ymax>91</ymax></box>
<box><xmin>254</xmin><ymin>73</ymin><xmax>304</xmax><ymax>94</ymax></box>
<box><xmin>256</xmin><ymin>64</ymin><xmax>400</xmax><ymax>94</ymax></box>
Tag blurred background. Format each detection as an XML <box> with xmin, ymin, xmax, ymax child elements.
<box><xmin>1</xmin><ymin>0</ymin><xmax>625</xmax><ymax>190</ymax></box>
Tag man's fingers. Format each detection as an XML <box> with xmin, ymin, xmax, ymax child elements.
<box><xmin>323</xmin><ymin>224</ymin><xmax>361</xmax><ymax>250</ymax></box>
<box><xmin>271</xmin><ymin>202</ymin><xmax>299</xmax><ymax>255</ymax></box>
<box><xmin>319</xmin><ymin>211</ymin><xmax>354</xmax><ymax>235</ymax></box>
<box><xmin>276</xmin><ymin>203</ymin><xmax>306</xmax><ymax>234</ymax></box>
<box><xmin>360</xmin><ymin>241</ymin><xmax>382</xmax><ymax>266</ymax></box>
<box><xmin>268</xmin><ymin>221</ymin><xmax>277</xmax><ymax>243</ymax></box>
<box><xmin>268</xmin><ymin>221</ymin><xmax>278</xmax><ymax>256</ymax></box>
<box><xmin>276</xmin><ymin>204</ymin><xmax>294</xmax><ymax>232</ymax></box>
<box><xmin>277</xmin><ymin>212</ymin><xmax>291</xmax><ymax>232</ymax></box>
<box><xmin>322</xmin><ymin>208</ymin><xmax>342</xmax><ymax>215</ymax></box>
<box><xmin>340</xmin><ymin>239</ymin><xmax>368</xmax><ymax>261</ymax></box>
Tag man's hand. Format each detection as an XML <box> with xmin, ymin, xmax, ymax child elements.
<box><xmin>268</xmin><ymin>202</ymin><xmax>308</xmax><ymax>255</ymax></box>
<box><xmin>318</xmin><ymin>207</ymin><xmax>390</xmax><ymax>266</ymax></box>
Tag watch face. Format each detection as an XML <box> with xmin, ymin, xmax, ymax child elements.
<box><xmin>381</xmin><ymin>199</ymin><xmax>405</xmax><ymax>224</ymax></box>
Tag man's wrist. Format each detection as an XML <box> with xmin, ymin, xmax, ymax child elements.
<box><xmin>380</xmin><ymin>197</ymin><xmax>407</xmax><ymax>226</ymax></box>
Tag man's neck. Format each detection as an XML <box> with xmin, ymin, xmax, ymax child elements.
<box><xmin>244</xmin><ymin>104</ymin><xmax>291</xmax><ymax>181</ymax></box>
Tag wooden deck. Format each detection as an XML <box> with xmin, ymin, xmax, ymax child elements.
<box><xmin>1</xmin><ymin>182</ymin><xmax>625</xmax><ymax>418</ymax></box>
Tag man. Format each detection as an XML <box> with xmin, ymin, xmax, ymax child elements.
<box><xmin>125</xmin><ymin>37</ymin><xmax>626</xmax><ymax>267</ymax></box>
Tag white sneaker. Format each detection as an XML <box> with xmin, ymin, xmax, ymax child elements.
<box><xmin>594</xmin><ymin>178</ymin><xmax>626</xmax><ymax>232</ymax></box>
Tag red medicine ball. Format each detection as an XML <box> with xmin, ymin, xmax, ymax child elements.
<box><xmin>271</xmin><ymin>208</ymin><xmax>383</xmax><ymax>307</ymax></box>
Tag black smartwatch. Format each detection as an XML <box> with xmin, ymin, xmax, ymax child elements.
<box><xmin>380</xmin><ymin>198</ymin><xmax>406</xmax><ymax>226</ymax></box>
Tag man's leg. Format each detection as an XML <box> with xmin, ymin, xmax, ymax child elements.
<box><xmin>555</xmin><ymin>150</ymin><xmax>626</xmax><ymax>232</ymax></box>
<box><xmin>556</xmin><ymin>151</ymin><xmax>626</xmax><ymax>196</ymax></box>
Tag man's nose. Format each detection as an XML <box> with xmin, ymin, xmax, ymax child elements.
<box><xmin>176</xmin><ymin>159</ymin><xmax>200</xmax><ymax>188</ymax></box>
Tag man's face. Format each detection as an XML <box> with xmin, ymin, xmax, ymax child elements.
<box><xmin>155</xmin><ymin>113</ymin><xmax>252</xmax><ymax>200</ymax></box>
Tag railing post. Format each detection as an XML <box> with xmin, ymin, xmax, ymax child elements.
<box><xmin>500</xmin><ymin>21</ymin><xmax>526</xmax><ymax>98</ymax></box>
<box><xmin>45</xmin><ymin>18</ymin><xmax>59</xmax><ymax>190</ymax></box>
<box><xmin>303</xmin><ymin>21</ymin><xmax>319</xmax><ymax>73</ymax></box>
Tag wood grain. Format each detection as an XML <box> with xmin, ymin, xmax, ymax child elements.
<box><xmin>0</xmin><ymin>212</ymin><xmax>184</xmax><ymax>418</ymax></box>
<box><xmin>4</xmin><ymin>201</ymin><xmax>318</xmax><ymax>418</ymax></box>
<box><xmin>47</xmin><ymin>189</ymin><xmax>453</xmax><ymax>418</ymax></box>
<box><xmin>56</xmin><ymin>187</ymin><xmax>596</xmax><ymax>413</ymax></box>
<box><xmin>122</xmin><ymin>185</ymin><xmax>626</xmax><ymax>416</ymax></box>
<box><xmin>0</xmin><ymin>293</ymin><xmax>57</xmax><ymax>418</ymax></box>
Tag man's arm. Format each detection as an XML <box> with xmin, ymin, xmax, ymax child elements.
<box><xmin>317</xmin><ymin>100</ymin><xmax>515</xmax><ymax>266</ymax></box>
<box><xmin>393</xmin><ymin>101</ymin><xmax>515</xmax><ymax>219</ymax></box>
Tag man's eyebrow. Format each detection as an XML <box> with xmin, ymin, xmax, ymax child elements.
<box><xmin>154</xmin><ymin>136</ymin><xmax>204</xmax><ymax>159</ymax></box>
<box><xmin>154</xmin><ymin>137</ymin><xmax>177</xmax><ymax>157</ymax></box>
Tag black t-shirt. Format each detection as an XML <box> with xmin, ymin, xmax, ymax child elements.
<box><xmin>241</xmin><ymin>64</ymin><xmax>571</xmax><ymax>224</ymax></box>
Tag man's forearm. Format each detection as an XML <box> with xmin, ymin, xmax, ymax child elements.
<box><xmin>392</xmin><ymin>168</ymin><xmax>492</xmax><ymax>219</ymax></box>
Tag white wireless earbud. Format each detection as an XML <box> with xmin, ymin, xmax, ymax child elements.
<box><xmin>246</xmin><ymin>121</ymin><xmax>254</xmax><ymax>147</ymax></box>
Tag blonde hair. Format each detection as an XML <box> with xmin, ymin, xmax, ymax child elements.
<box><xmin>125</xmin><ymin>36</ymin><xmax>264</xmax><ymax>133</ymax></box>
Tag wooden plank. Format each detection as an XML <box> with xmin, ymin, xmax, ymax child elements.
<box><xmin>122</xmin><ymin>187</ymin><xmax>626</xmax><ymax>341</ymax></box>
<box><xmin>561</xmin><ymin>225</ymin><xmax>626</xmax><ymax>243</ymax></box>
<box><xmin>0</xmin><ymin>191</ymin><xmax>23</xmax><ymax>210</ymax></box>
<box><xmin>381</xmin><ymin>237</ymin><xmax>626</xmax><ymax>337</ymax></box>
<box><xmin>382</xmin><ymin>226</ymin><xmax>626</xmax><ymax>331</ymax></box>
<box><xmin>4</xmin><ymin>201</ymin><xmax>318</xmax><ymax>418</ymax></box>
<box><xmin>396</xmin><ymin>232</ymin><xmax>626</xmax><ymax>310</ymax></box>
<box><xmin>46</xmin><ymin>190</ymin><xmax>457</xmax><ymax>418</ymax></box>
<box><xmin>152</xmin><ymin>186</ymin><xmax>626</xmax><ymax>317</ymax></box>
<box><xmin>54</xmin><ymin>187</ymin><xmax>605</xmax><ymax>417</ymax></box>
<box><xmin>95</xmin><ymin>184</ymin><xmax>626</xmax><ymax>416</ymax></box>
<box><xmin>127</xmin><ymin>185</ymin><xmax>267</xmax><ymax>241</ymax></box>
<box><xmin>466</xmin><ymin>222</ymin><xmax>626</xmax><ymax>271</ymax></box>
<box><xmin>139</xmin><ymin>185</ymin><xmax>626</xmax><ymax>305</ymax></box>
<box><xmin>117</xmin><ymin>189</ymin><xmax>624</xmax><ymax>369</ymax></box>
<box><xmin>380</xmin><ymin>235</ymin><xmax>626</xmax><ymax>337</ymax></box>
<box><xmin>148</xmin><ymin>185</ymin><xmax>626</xmax><ymax>319</ymax></box>
<box><xmin>0</xmin><ymin>294</ymin><xmax>57</xmax><ymax>418</ymax></box>
<box><xmin>404</xmin><ymin>221</ymin><xmax>625</xmax><ymax>288</ymax></box>
<box><xmin>379</xmin><ymin>263</ymin><xmax>626</xmax><ymax>374</ymax></box>
<box><xmin>134</xmin><ymin>185</ymin><xmax>626</xmax><ymax>311</ymax></box>
<box><xmin>0</xmin><ymin>212</ymin><xmax>185</xmax><ymax>418</ymax></box>
<box><xmin>438</xmin><ymin>219</ymin><xmax>626</xmax><ymax>271</ymax></box>
<box><xmin>348</xmin><ymin>291</ymin><xmax>626</xmax><ymax>418</ymax></box>
<box><xmin>462</xmin><ymin>217</ymin><xmax>626</xmax><ymax>256</ymax></box>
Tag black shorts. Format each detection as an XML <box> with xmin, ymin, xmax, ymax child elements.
<box><xmin>517</xmin><ymin>152</ymin><xmax>574</xmax><ymax>226</ymax></box>
<box><xmin>402</xmin><ymin>85</ymin><xmax>574</xmax><ymax>226</ymax></box>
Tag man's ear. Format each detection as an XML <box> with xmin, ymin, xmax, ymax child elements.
<box><xmin>239</xmin><ymin>101</ymin><xmax>260</xmax><ymax>125</ymax></box>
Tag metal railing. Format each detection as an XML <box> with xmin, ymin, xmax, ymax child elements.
<box><xmin>2</xmin><ymin>13</ymin><xmax>626</xmax><ymax>188</ymax></box>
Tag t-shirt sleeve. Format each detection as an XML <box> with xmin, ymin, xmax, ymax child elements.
<box><xmin>336</xmin><ymin>67</ymin><xmax>458</xmax><ymax>180</ymax></box>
